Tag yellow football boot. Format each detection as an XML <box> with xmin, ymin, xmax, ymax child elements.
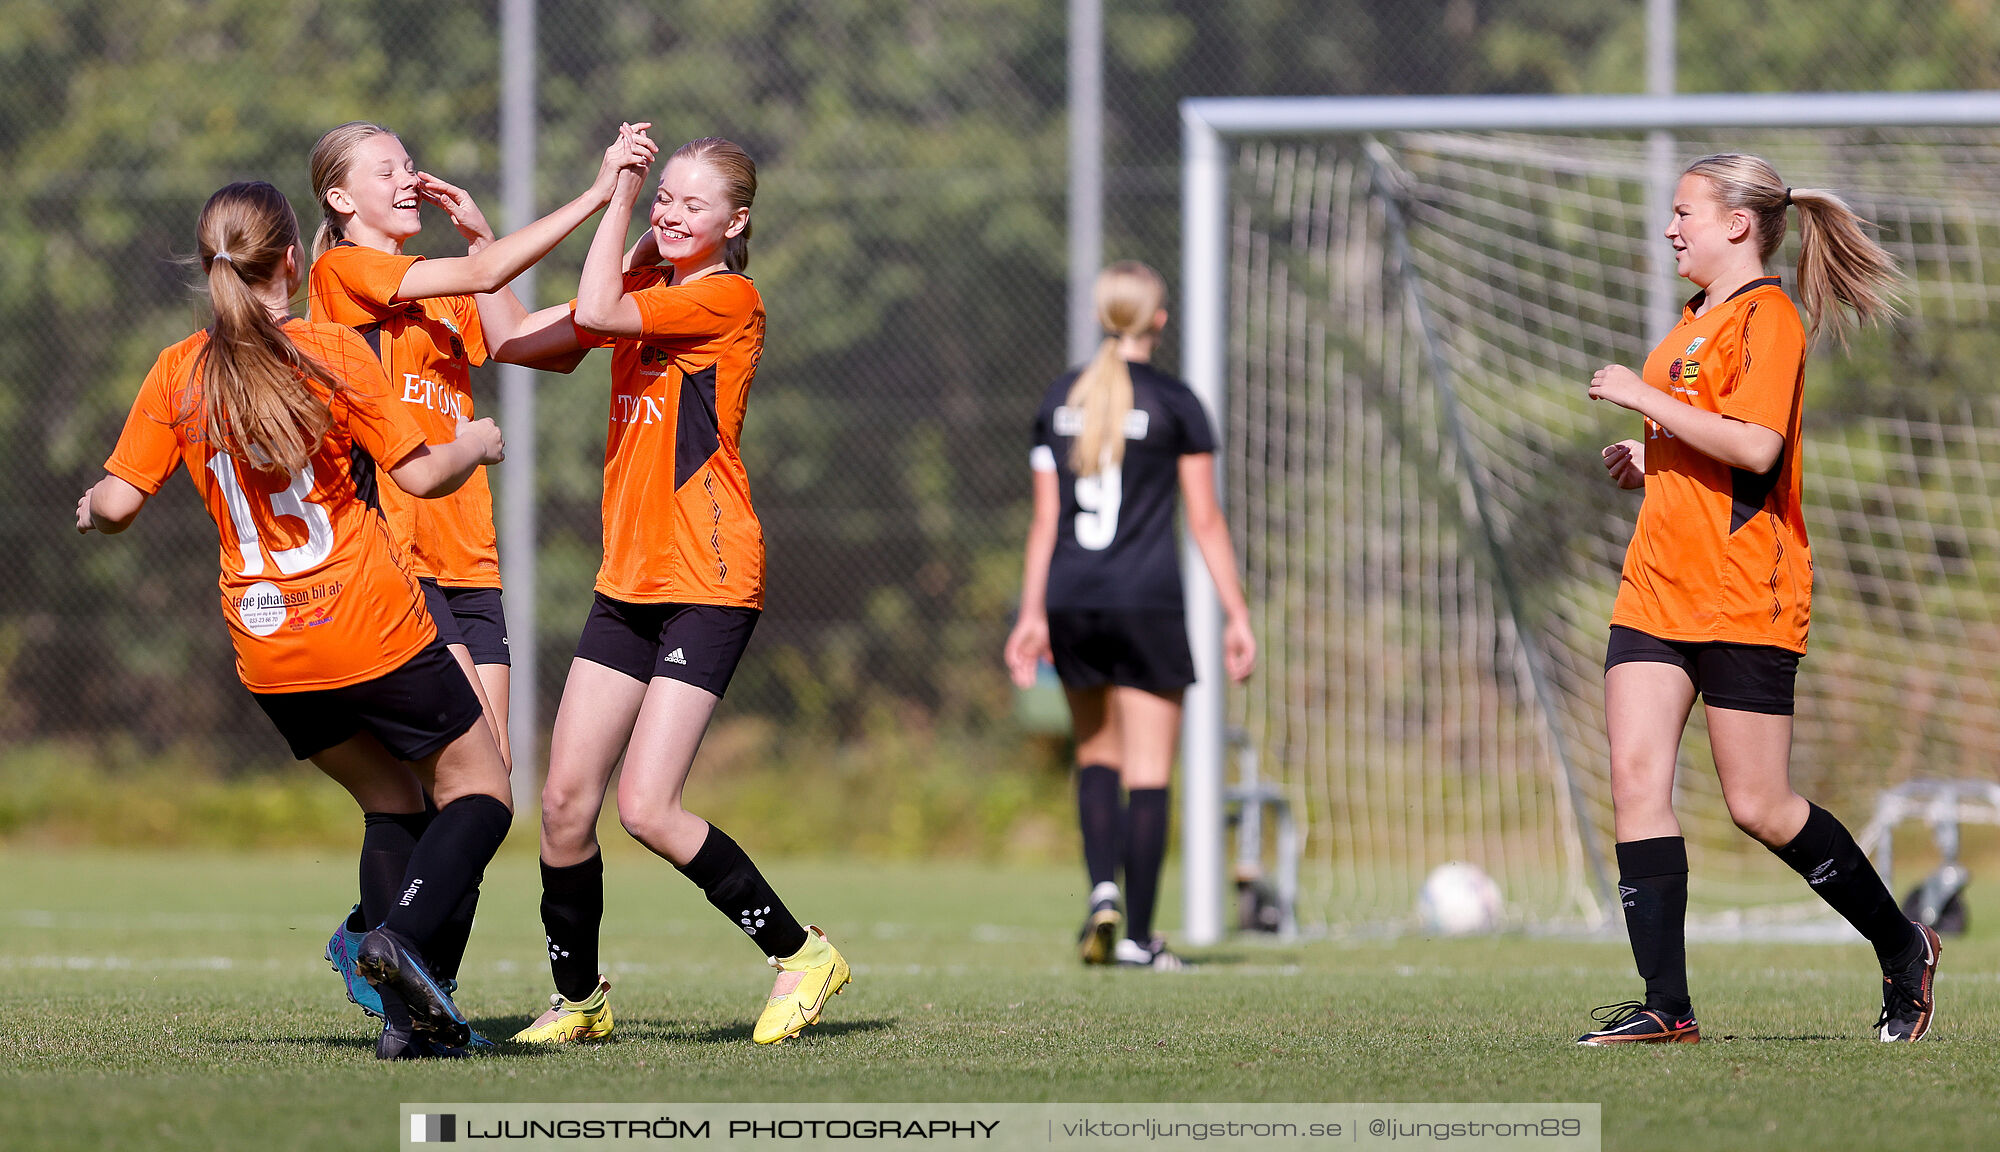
<box><xmin>753</xmin><ymin>926</ymin><xmax>849</xmax><ymax>1044</ymax></box>
<box><xmin>510</xmin><ymin>975</ymin><xmax>614</xmax><ymax>1044</ymax></box>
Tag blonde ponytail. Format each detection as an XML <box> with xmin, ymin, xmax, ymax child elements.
<box><xmin>1068</xmin><ymin>336</ymin><xmax>1131</xmax><ymax>476</ymax></box>
<box><xmin>1682</xmin><ymin>153</ymin><xmax>1900</xmax><ymax>344</ymax></box>
<box><xmin>193</xmin><ymin>182</ymin><xmax>348</xmax><ymax>477</ymax></box>
<box><xmin>1066</xmin><ymin>261</ymin><xmax>1166</xmax><ymax>476</ymax></box>
<box><xmin>1790</xmin><ymin>187</ymin><xmax>1899</xmax><ymax>345</ymax></box>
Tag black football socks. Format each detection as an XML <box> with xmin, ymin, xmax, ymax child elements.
<box><xmin>425</xmin><ymin>885</ymin><xmax>481</xmax><ymax>984</ymax></box>
<box><xmin>359</xmin><ymin>803</ymin><xmax>485</xmax><ymax>980</ymax></box>
<box><xmin>1772</xmin><ymin>802</ymin><xmax>1923</xmax><ymax>972</ymax></box>
<box><xmin>1122</xmin><ymin>787</ymin><xmax>1170</xmax><ymax>944</ymax></box>
<box><xmin>1616</xmin><ymin>836</ymin><xmax>1692</xmax><ymax>1017</ymax></box>
<box><xmin>359</xmin><ymin>810</ymin><xmax>431</xmax><ymax>928</ymax></box>
<box><xmin>1076</xmin><ymin>764</ymin><xmax>1123</xmax><ymax>890</ymax></box>
<box><xmin>539</xmin><ymin>851</ymin><xmax>605</xmax><ymax>1002</ymax></box>
<box><xmin>379</xmin><ymin>793</ymin><xmax>511</xmax><ymax>951</ymax></box>
<box><xmin>675</xmin><ymin>825</ymin><xmax>808</xmax><ymax>960</ymax></box>
<box><xmin>415</xmin><ymin>793</ymin><xmax>484</xmax><ymax>982</ymax></box>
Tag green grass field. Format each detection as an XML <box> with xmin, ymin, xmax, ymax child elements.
<box><xmin>3</xmin><ymin>845</ymin><xmax>1997</xmax><ymax>1151</ymax></box>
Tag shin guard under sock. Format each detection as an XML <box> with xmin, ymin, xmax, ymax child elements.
<box><xmin>1123</xmin><ymin>788</ymin><xmax>1170</xmax><ymax>944</ymax></box>
<box><xmin>1772</xmin><ymin>803</ymin><xmax>1921</xmax><ymax>970</ymax></box>
<box><xmin>540</xmin><ymin>852</ymin><xmax>605</xmax><ymax>1002</ymax></box>
<box><xmin>1615</xmin><ymin>837</ymin><xmax>1691</xmax><ymax>1016</ymax></box>
<box><xmin>675</xmin><ymin>825</ymin><xmax>808</xmax><ymax>960</ymax></box>
<box><xmin>359</xmin><ymin>811</ymin><xmax>431</xmax><ymax>928</ymax></box>
<box><xmin>380</xmin><ymin>794</ymin><xmax>511</xmax><ymax>950</ymax></box>
<box><xmin>409</xmin><ymin>792</ymin><xmax>483</xmax><ymax>982</ymax></box>
<box><xmin>1076</xmin><ymin>765</ymin><xmax>1124</xmax><ymax>890</ymax></box>
<box><xmin>426</xmin><ymin>886</ymin><xmax>481</xmax><ymax>983</ymax></box>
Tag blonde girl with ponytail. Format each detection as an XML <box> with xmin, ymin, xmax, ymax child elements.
<box><xmin>78</xmin><ymin>181</ymin><xmax>514</xmax><ymax>1060</ymax></box>
<box><xmin>1579</xmin><ymin>155</ymin><xmax>1932</xmax><ymax>1046</ymax></box>
<box><xmin>512</xmin><ymin>132</ymin><xmax>855</xmax><ymax>1048</ymax></box>
<box><xmin>308</xmin><ymin>118</ymin><xmax>657</xmax><ymax>769</ymax></box>
<box><xmin>1006</xmin><ymin>260</ymin><xmax>1256</xmax><ymax>971</ymax></box>
<box><xmin>306</xmin><ymin>123</ymin><xmax>653</xmax><ymax>1031</ymax></box>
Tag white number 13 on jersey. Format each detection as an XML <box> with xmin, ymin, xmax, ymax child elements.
<box><xmin>206</xmin><ymin>455</ymin><xmax>335</xmax><ymax>576</ymax></box>
<box><xmin>1073</xmin><ymin>460</ymin><xmax>1122</xmax><ymax>551</ymax></box>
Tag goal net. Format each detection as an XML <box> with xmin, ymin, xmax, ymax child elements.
<box><xmin>1214</xmin><ymin>114</ymin><xmax>2000</xmax><ymax>935</ymax></box>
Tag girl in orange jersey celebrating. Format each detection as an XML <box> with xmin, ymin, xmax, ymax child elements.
<box><xmin>76</xmin><ymin>182</ymin><xmax>511</xmax><ymax>1060</ymax></box>
<box><xmin>1576</xmin><ymin>155</ymin><xmax>1929</xmax><ymax>1045</ymax></box>
<box><xmin>307</xmin><ymin>120</ymin><xmax>655</xmax><ymax>1026</ymax></box>
<box><xmin>505</xmin><ymin>134</ymin><xmax>848</xmax><ymax>1047</ymax></box>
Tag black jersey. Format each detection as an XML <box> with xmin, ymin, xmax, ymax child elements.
<box><xmin>1031</xmin><ymin>361</ymin><xmax>1217</xmax><ymax>612</ymax></box>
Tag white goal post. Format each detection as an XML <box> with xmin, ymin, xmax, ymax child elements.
<box><xmin>1178</xmin><ymin>91</ymin><xmax>2000</xmax><ymax>945</ymax></box>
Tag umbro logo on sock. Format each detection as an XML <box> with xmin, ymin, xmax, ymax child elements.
<box><xmin>1618</xmin><ymin>884</ymin><xmax>1638</xmax><ymax>907</ymax></box>
<box><xmin>1808</xmin><ymin>860</ymin><xmax>1838</xmax><ymax>886</ymax></box>
<box><xmin>664</xmin><ymin>648</ymin><xmax>688</xmax><ymax>665</ymax></box>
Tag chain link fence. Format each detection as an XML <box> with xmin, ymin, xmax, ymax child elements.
<box><xmin>6</xmin><ymin>1</ymin><xmax>1998</xmax><ymax>804</ymax></box>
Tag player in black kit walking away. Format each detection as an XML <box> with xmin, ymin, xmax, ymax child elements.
<box><xmin>1006</xmin><ymin>261</ymin><xmax>1256</xmax><ymax>969</ymax></box>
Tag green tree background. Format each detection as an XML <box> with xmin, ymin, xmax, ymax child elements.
<box><xmin>4</xmin><ymin>0</ymin><xmax>1997</xmax><ymax>850</ymax></box>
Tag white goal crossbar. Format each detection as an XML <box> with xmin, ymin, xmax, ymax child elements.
<box><xmin>1177</xmin><ymin>90</ymin><xmax>2000</xmax><ymax>945</ymax></box>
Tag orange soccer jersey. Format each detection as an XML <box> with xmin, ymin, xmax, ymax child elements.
<box><xmin>308</xmin><ymin>241</ymin><xmax>500</xmax><ymax>588</ymax></box>
<box><xmin>572</xmin><ymin>268</ymin><xmax>766</xmax><ymax>607</ymax></box>
<box><xmin>1610</xmin><ymin>277</ymin><xmax>1813</xmax><ymax>652</ymax></box>
<box><xmin>103</xmin><ymin>321</ymin><xmax>438</xmax><ymax>692</ymax></box>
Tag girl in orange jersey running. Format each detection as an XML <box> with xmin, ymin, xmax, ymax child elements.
<box><xmin>504</xmin><ymin>134</ymin><xmax>848</xmax><ymax>1047</ymax></box>
<box><xmin>307</xmin><ymin>121</ymin><xmax>655</xmax><ymax>1021</ymax></box>
<box><xmin>1575</xmin><ymin>155</ymin><xmax>1930</xmax><ymax>1046</ymax></box>
<box><xmin>76</xmin><ymin>182</ymin><xmax>511</xmax><ymax>1060</ymax></box>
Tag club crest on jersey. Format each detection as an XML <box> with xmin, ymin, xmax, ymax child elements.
<box><xmin>1668</xmin><ymin>357</ymin><xmax>1683</xmax><ymax>382</ymax></box>
<box><xmin>1680</xmin><ymin>359</ymin><xmax>1700</xmax><ymax>383</ymax></box>
<box><xmin>1052</xmin><ymin>406</ymin><xmax>1150</xmax><ymax>440</ymax></box>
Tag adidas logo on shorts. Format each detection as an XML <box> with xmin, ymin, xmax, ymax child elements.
<box><xmin>664</xmin><ymin>648</ymin><xmax>688</xmax><ymax>665</ymax></box>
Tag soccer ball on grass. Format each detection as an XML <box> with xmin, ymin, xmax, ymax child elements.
<box><xmin>1416</xmin><ymin>862</ymin><xmax>1503</xmax><ymax>935</ymax></box>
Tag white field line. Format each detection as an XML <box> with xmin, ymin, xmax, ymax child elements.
<box><xmin>0</xmin><ymin>955</ymin><xmax>236</xmax><ymax>970</ymax></box>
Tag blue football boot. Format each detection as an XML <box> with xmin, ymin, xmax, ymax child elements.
<box><xmin>326</xmin><ymin>906</ymin><xmax>386</xmax><ymax>1019</ymax></box>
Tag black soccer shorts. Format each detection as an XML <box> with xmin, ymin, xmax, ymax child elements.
<box><xmin>1604</xmin><ymin>625</ymin><xmax>1800</xmax><ymax>716</ymax></box>
<box><xmin>252</xmin><ymin>638</ymin><xmax>484</xmax><ymax>761</ymax></box>
<box><xmin>1047</xmin><ymin>609</ymin><xmax>1197</xmax><ymax>696</ymax></box>
<box><xmin>418</xmin><ymin>579</ymin><xmax>511</xmax><ymax>667</ymax></box>
<box><xmin>573</xmin><ymin>593</ymin><xmax>759</xmax><ymax>697</ymax></box>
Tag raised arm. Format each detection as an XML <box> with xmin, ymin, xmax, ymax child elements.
<box><xmin>490</xmin><ymin>308</ymin><xmax>589</xmax><ymax>373</ymax></box>
<box><xmin>472</xmin><ymin>287</ymin><xmax>588</xmax><ymax>372</ymax></box>
<box><xmin>623</xmin><ymin>226</ymin><xmax>664</xmax><ymax>273</ymax></box>
<box><xmin>1178</xmin><ymin>453</ymin><xmax>1257</xmax><ymax>683</ymax></box>
<box><xmin>422</xmin><ymin>183</ymin><xmax>589</xmax><ymax>373</ymax></box>
<box><xmin>572</xmin><ymin>162</ymin><xmax>653</xmax><ymax>336</ymax></box>
<box><xmin>389</xmin><ymin>125</ymin><xmax>657</xmax><ymax>302</ymax></box>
